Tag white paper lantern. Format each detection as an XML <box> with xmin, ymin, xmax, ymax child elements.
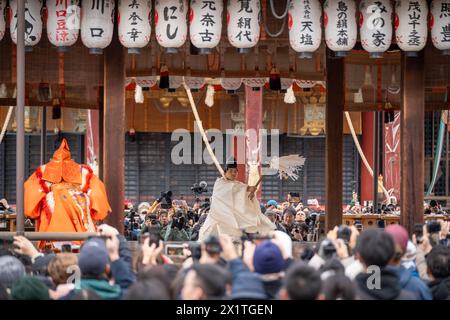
<box><xmin>154</xmin><ymin>0</ymin><xmax>187</xmax><ymax>53</ymax></box>
<box><xmin>47</xmin><ymin>0</ymin><xmax>80</xmax><ymax>52</ymax></box>
<box><xmin>394</xmin><ymin>0</ymin><xmax>428</xmax><ymax>56</ymax></box>
<box><xmin>227</xmin><ymin>0</ymin><xmax>260</xmax><ymax>53</ymax></box>
<box><xmin>118</xmin><ymin>0</ymin><xmax>151</xmax><ymax>54</ymax></box>
<box><xmin>10</xmin><ymin>0</ymin><xmax>43</xmax><ymax>51</ymax></box>
<box><xmin>288</xmin><ymin>0</ymin><xmax>322</xmax><ymax>59</ymax></box>
<box><xmin>430</xmin><ymin>0</ymin><xmax>450</xmax><ymax>55</ymax></box>
<box><xmin>81</xmin><ymin>0</ymin><xmax>114</xmax><ymax>54</ymax></box>
<box><xmin>359</xmin><ymin>0</ymin><xmax>393</xmax><ymax>58</ymax></box>
<box><xmin>189</xmin><ymin>0</ymin><xmax>223</xmax><ymax>54</ymax></box>
<box><xmin>324</xmin><ymin>0</ymin><xmax>357</xmax><ymax>57</ymax></box>
<box><xmin>0</xmin><ymin>0</ymin><xmax>6</xmax><ymax>42</ymax></box>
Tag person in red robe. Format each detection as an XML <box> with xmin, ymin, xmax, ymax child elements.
<box><xmin>24</xmin><ymin>139</ymin><xmax>111</xmax><ymax>248</ymax></box>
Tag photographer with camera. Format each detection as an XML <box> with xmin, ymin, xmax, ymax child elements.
<box><xmin>291</xmin><ymin>222</ymin><xmax>310</xmax><ymax>242</ymax></box>
<box><xmin>161</xmin><ymin>209</ymin><xmax>190</xmax><ymax>242</ymax></box>
<box><xmin>123</xmin><ymin>202</ymin><xmax>145</xmax><ymax>241</ymax></box>
<box><xmin>265</xmin><ymin>210</ymin><xmax>287</xmax><ymax>233</ymax></box>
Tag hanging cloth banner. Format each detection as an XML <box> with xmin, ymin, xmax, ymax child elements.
<box><xmin>135</xmin><ymin>76</ymin><xmax>158</xmax><ymax>88</ymax></box>
<box><xmin>242</xmin><ymin>78</ymin><xmax>268</xmax><ymax>88</ymax></box>
<box><xmin>184</xmin><ymin>77</ymin><xmax>206</xmax><ymax>90</ymax></box>
<box><xmin>294</xmin><ymin>79</ymin><xmax>325</xmax><ymax>89</ymax></box>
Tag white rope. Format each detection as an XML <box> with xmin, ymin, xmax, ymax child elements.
<box><xmin>183</xmin><ymin>79</ymin><xmax>225</xmax><ymax>178</ymax></box>
<box><xmin>344</xmin><ymin>111</ymin><xmax>390</xmax><ymax>201</ymax></box>
<box><xmin>269</xmin><ymin>0</ymin><xmax>289</xmax><ymax>19</ymax></box>
<box><xmin>0</xmin><ymin>106</ymin><xmax>14</xmax><ymax>144</ymax></box>
<box><xmin>263</xmin><ymin>15</ymin><xmax>287</xmax><ymax>37</ymax></box>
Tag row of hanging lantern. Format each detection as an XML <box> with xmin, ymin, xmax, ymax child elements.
<box><xmin>0</xmin><ymin>0</ymin><xmax>449</xmax><ymax>56</ymax></box>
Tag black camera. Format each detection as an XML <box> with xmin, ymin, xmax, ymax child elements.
<box><xmin>191</xmin><ymin>181</ymin><xmax>208</xmax><ymax>195</ymax></box>
<box><xmin>318</xmin><ymin>239</ymin><xmax>337</xmax><ymax>260</ymax></box>
<box><xmin>157</xmin><ymin>191</ymin><xmax>173</xmax><ymax>209</ymax></box>
<box><xmin>337</xmin><ymin>225</ymin><xmax>352</xmax><ymax>243</ymax></box>
<box><xmin>146</xmin><ymin>214</ymin><xmax>158</xmax><ymax>226</ymax></box>
<box><xmin>171</xmin><ymin>210</ymin><xmax>187</xmax><ymax>230</ymax></box>
<box><xmin>200</xmin><ymin>198</ymin><xmax>210</xmax><ymax>211</ymax></box>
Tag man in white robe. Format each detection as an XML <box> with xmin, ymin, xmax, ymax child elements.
<box><xmin>198</xmin><ymin>161</ymin><xmax>276</xmax><ymax>241</ymax></box>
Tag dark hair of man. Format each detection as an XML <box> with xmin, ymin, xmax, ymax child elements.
<box><xmin>322</xmin><ymin>274</ymin><xmax>356</xmax><ymax>300</ymax></box>
<box><xmin>426</xmin><ymin>245</ymin><xmax>450</xmax><ymax>279</ymax></box>
<box><xmin>355</xmin><ymin>228</ymin><xmax>395</xmax><ymax>268</ymax></box>
<box><xmin>191</xmin><ymin>264</ymin><xmax>231</xmax><ymax>299</ymax></box>
<box><xmin>283</xmin><ymin>207</ymin><xmax>296</xmax><ymax>217</ymax></box>
<box><xmin>138</xmin><ymin>264</ymin><xmax>169</xmax><ymax>283</ymax></box>
<box><xmin>284</xmin><ymin>262</ymin><xmax>322</xmax><ymax>300</ymax></box>
<box><xmin>319</xmin><ymin>258</ymin><xmax>345</xmax><ymax>274</ymax></box>
<box><xmin>125</xmin><ymin>279</ymin><xmax>171</xmax><ymax>300</ymax></box>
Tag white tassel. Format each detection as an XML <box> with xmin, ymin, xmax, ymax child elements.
<box><xmin>134</xmin><ymin>84</ymin><xmax>144</xmax><ymax>104</ymax></box>
<box><xmin>0</xmin><ymin>84</ymin><xmax>7</xmax><ymax>98</ymax></box>
<box><xmin>205</xmin><ymin>85</ymin><xmax>215</xmax><ymax>107</ymax></box>
<box><xmin>13</xmin><ymin>86</ymin><xmax>17</xmax><ymax>99</ymax></box>
<box><xmin>269</xmin><ymin>154</ymin><xmax>306</xmax><ymax>181</ymax></box>
<box><xmin>284</xmin><ymin>85</ymin><xmax>296</xmax><ymax>104</ymax></box>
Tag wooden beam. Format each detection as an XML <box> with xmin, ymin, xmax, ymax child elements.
<box><xmin>125</xmin><ymin>68</ymin><xmax>325</xmax><ymax>81</ymax></box>
<box><xmin>103</xmin><ymin>11</ymin><xmax>125</xmax><ymax>234</ymax></box>
<box><xmin>325</xmin><ymin>50</ymin><xmax>344</xmax><ymax>231</ymax></box>
<box><xmin>400</xmin><ymin>51</ymin><xmax>425</xmax><ymax>235</ymax></box>
<box><xmin>344</xmin><ymin>102</ymin><xmax>449</xmax><ymax>112</ymax></box>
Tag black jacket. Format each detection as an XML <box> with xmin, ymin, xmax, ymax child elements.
<box><xmin>428</xmin><ymin>277</ymin><xmax>450</xmax><ymax>300</ymax></box>
<box><xmin>355</xmin><ymin>266</ymin><xmax>416</xmax><ymax>300</ymax></box>
<box><xmin>262</xmin><ymin>279</ymin><xmax>283</xmax><ymax>300</ymax></box>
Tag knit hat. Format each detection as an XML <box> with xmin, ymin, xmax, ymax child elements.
<box><xmin>78</xmin><ymin>238</ymin><xmax>109</xmax><ymax>276</ymax></box>
<box><xmin>0</xmin><ymin>256</ymin><xmax>26</xmax><ymax>289</ymax></box>
<box><xmin>385</xmin><ymin>224</ymin><xmax>409</xmax><ymax>253</ymax></box>
<box><xmin>32</xmin><ymin>253</ymin><xmax>56</xmax><ymax>276</ymax></box>
<box><xmin>138</xmin><ymin>202</ymin><xmax>151</xmax><ymax>214</ymax></box>
<box><xmin>267</xmin><ymin>200</ymin><xmax>278</xmax><ymax>207</ymax></box>
<box><xmin>11</xmin><ymin>276</ymin><xmax>50</xmax><ymax>300</ymax></box>
<box><xmin>253</xmin><ymin>240</ymin><xmax>285</xmax><ymax>275</ymax></box>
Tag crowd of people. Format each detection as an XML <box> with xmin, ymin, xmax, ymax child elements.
<box><xmin>0</xmin><ymin>204</ymin><xmax>449</xmax><ymax>300</ymax></box>
<box><xmin>124</xmin><ymin>196</ymin><xmax>323</xmax><ymax>243</ymax></box>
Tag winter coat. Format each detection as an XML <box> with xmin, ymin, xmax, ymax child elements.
<box><xmin>428</xmin><ymin>277</ymin><xmax>450</xmax><ymax>300</ymax></box>
<box><xmin>355</xmin><ymin>266</ymin><xmax>416</xmax><ymax>300</ymax></box>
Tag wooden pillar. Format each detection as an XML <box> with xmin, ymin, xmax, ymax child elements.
<box><xmin>325</xmin><ymin>50</ymin><xmax>344</xmax><ymax>231</ymax></box>
<box><xmin>400</xmin><ymin>51</ymin><xmax>425</xmax><ymax>234</ymax></box>
<box><xmin>103</xmin><ymin>14</ymin><xmax>125</xmax><ymax>233</ymax></box>
<box><xmin>98</xmin><ymin>86</ymin><xmax>104</xmax><ymax>180</ymax></box>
